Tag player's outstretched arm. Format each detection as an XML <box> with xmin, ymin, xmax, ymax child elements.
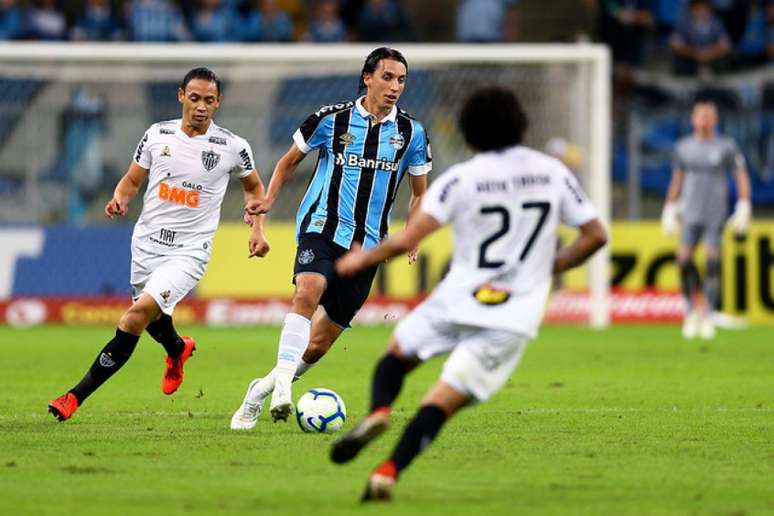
<box><xmin>105</xmin><ymin>162</ymin><xmax>148</xmax><ymax>219</ymax></box>
<box><xmin>730</xmin><ymin>164</ymin><xmax>752</xmax><ymax>236</ymax></box>
<box><xmin>552</xmin><ymin>218</ymin><xmax>608</xmax><ymax>274</ymax></box>
<box><xmin>661</xmin><ymin>167</ymin><xmax>684</xmax><ymax>235</ymax></box>
<box><xmin>240</xmin><ymin>170</ymin><xmax>270</xmax><ymax>258</ymax></box>
<box><xmin>245</xmin><ymin>143</ymin><xmax>306</xmax><ymax>216</ymax></box>
<box><xmin>405</xmin><ymin>174</ymin><xmax>428</xmax><ymax>264</ymax></box>
<box><xmin>336</xmin><ymin>212</ymin><xmax>441</xmax><ymax>277</ymax></box>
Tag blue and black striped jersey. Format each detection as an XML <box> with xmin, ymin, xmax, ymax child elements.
<box><xmin>292</xmin><ymin>96</ymin><xmax>432</xmax><ymax>249</ymax></box>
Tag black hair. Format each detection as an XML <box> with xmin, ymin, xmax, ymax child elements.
<box><xmin>358</xmin><ymin>47</ymin><xmax>408</xmax><ymax>93</ymax></box>
<box><xmin>180</xmin><ymin>67</ymin><xmax>221</xmax><ymax>95</ymax></box>
<box><xmin>458</xmin><ymin>85</ymin><xmax>528</xmax><ymax>152</ymax></box>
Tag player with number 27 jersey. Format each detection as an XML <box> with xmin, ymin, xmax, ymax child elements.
<box><xmin>423</xmin><ymin>146</ymin><xmax>597</xmax><ymax>337</ymax></box>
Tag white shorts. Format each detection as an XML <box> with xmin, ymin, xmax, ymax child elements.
<box><xmin>130</xmin><ymin>246</ymin><xmax>206</xmax><ymax>316</ymax></box>
<box><xmin>394</xmin><ymin>303</ymin><xmax>529</xmax><ymax>403</ymax></box>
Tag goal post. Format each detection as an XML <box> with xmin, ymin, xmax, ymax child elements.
<box><xmin>0</xmin><ymin>43</ymin><xmax>610</xmax><ymax>327</ymax></box>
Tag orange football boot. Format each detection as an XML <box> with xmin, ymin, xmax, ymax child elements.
<box><xmin>162</xmin><ymin>336</ymin><xmax>196</xmax><ymax>395</ymax></box>
<box><xmin>48</xmin><ymin>392</ymin><xmax>79</xmax><ymax>422</ymax></box>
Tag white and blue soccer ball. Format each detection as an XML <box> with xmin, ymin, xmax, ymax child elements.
<box><xmin>295</xmin><ymin>388</ymin><xmax>347</xmax><ymax>434</ymax></box>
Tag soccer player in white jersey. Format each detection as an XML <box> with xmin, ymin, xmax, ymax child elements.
<box><xmin>661</xmin><ymin>98</ymin><xmax>751</xmax><ymax>339</ymax></box>
<box><xmin>329</xmin><ymin>86</ymin><xmax>608</xmax><ymax>501</ymax></box>
<box><xmin>48</xmin><ymin>67</ymin><xmax>270</xmax><ymax>422</ymax></box>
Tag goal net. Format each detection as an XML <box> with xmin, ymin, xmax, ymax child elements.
<box><xmin>0</xmin><ymin>43</ymin><xmax>610</xmax><ymax>327</ymax></box>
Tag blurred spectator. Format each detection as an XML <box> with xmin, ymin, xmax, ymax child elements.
<box><xmin>456</xmin><ymin>0</ymin><xmax>521</xmax><ymax>43</ymax></box>
<box><xmin>712</xmin><ymin>0</ymin><xmax>750</xmax><ymax>45</ymax></box>
<box><xmin>304</xmin><ymin>0</ymin><xmax>346</xmax><ymax>42</ymax></box>
<box><xmin>25</xmin><ymin>0</ymin><xmax>66</xmax><ymax>41</ymax></box>
<box><xmin>594</xmin><ymin>0</ymin><xmax>654</xmax><ymax>70</ymax></box>
<box><xmin>669</xmin><ymin>0</ymin><xmax>731</xmax><ymax>76</ymax></box>
<box><xmin>768</xmin><ymin>0</ymin><xmax>774</xmax><ymax>58</ymax></box>
<box><xmin>0</xmin><ymin>0</ymin><xmax>23</xmax><ymax>40</ymax></box>
<box><xmin>356</xmin><ymin>0</ymin><xmax>412</xmax><ymax>42</ymax></box>
<box><xmin>191</xmin><ymin>0</ymin><xmax>239</xmax><ymax>42</ymax></box>
<box><xmin>241</xmin><ymin>0</ymin><xmax>294</xmax><ymax>41</ymax></box>
<box><xmin>127</xmin><ymin>0</ymin><xmax>188</xmax><ymax>42</ymax></box>
<box><xmin>70</xmin><ymin>0</ymin><xmax>123</xmax><ymax>41</ymax></box>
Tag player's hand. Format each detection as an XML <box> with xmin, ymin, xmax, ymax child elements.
<box><xmin>661</xmin><ymin>202</ymin><xmax>679</xmax><ymax>236</ymax></box>
<box><xmin>335</xmin><ymin>243</ymin><xmax>367</xmax><ymax>277</ymax></box>
<box><xmin>730</xmin><ymin>199</ymin><xmax>751</xmax><ymax>236</ymax></box>
<box><xmin>105</xmin><ymin>197</ymin><xmax>128</xmax><ymax>219</ymax></box>
<box><xmin>407</xmin><ymin>247</ymin><xmax>418</xmax><ymax>265</ymax></box>
<box><xmin>245</xmin><ymin>198</ymin><xmax>273</xmax><ymax>216</ymax></box>
<box><xmin>248</xmin><ymin>231</ymin><xmax>270</xmax><ymax>258</ymax></box>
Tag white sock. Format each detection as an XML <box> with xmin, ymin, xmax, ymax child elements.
<box><xmin>248</xmin><ymin>372</ymin><xmax>276</xmax><ymax>404</ymax></box>
<box><xmin>294</xmin><ymin>358</ymin><xmax>316</xmax><ymax>379</ymax></box>
<box><xmin>247</xmin><ymin>359</ymin><xmax>316</xmax><ymax>405</ymax></box>
<box><xmin>275</xmin><ymin>313</ymin><xmax>311</xmax><ymax>377</ymax></box>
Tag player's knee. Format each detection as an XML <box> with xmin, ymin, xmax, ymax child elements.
<box><xmin>119</xmin><ymin>306</ymin><xmax>154</xmax><ymax>334</ymax></box>
<box><xmin>292</xmin><ymin>284</ymin><xmax>324</xmax><ymax>315</ymax></box>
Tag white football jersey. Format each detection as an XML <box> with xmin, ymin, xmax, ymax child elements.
<box><xmin>420</xmin><ymin>145</ymin><xmax>599</xmax><ymax>337</ymax></box>
<box><xmin>131</xmin><ymin>119</ymin><xmax>255</xmax><ymax>261</ymax></box>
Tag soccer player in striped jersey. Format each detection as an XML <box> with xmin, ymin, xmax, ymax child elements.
<box><xmin>231</xmin><ymin>47</ymin><xmax>432</xmax><ymax>427</ymax></box>
<box><xmin>329</xmin><ymin>85</ymin><xmax>607</xmax><ymax>501</ymax></box>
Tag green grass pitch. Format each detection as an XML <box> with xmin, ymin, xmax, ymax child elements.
<box><xmin>0</xmin><ymin>324</ymin><xmax>771</xmax><ymax>515</ymax></box>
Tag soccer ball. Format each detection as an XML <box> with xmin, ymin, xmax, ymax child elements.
<box><xmin>295</xmin><ymin>388</ymin><xmax>347</xmax><ymax>433</ymax></box>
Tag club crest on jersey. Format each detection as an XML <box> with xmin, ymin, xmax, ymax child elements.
<box><xmin>389</xmin><ymin>132</ymin><xmax>405</xmax><ymax>150</ymax></box>
<box><xmin>339</xmin><ymin>132</ymin><xmax>356</xmax><ymax>146</ymax></box>
<box><xmin>298</xmin><ymin>249</ymin><xmax>315</xmax><ymax>265</ymax></box>
<box><xmin>160</xmin><ymin>146</ymin><xmax>171</xmax><ymax>157</ymax></box>
<box><xmin>201</xmin><ymin>149</ymin><xmax>221</xmax><ymax>171</ymax></box>
<box><xmin>472</xmin><ymin>284</ymin><xmax>511</xmax><ymax>306</ymax></box>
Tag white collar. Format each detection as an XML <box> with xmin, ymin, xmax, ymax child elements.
<box><xmin>355</xmin><ymin>96</ymin><xmax>397</xmax><ymax>124</ymax></box>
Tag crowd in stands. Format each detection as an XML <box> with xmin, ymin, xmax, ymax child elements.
<box><xmin>0</xmin><ymin>0</ymin><xmax>422</xmax><ymax>43</ymax></box>
<box><xmin>595</xmin><ymin>0</ymin><xmax>774</xmax><ymax>78</ymax></box>
<box><xmin>0</xmin><ymin>0</ymin><xmax>523</xmax><ymax>44</ymax></box>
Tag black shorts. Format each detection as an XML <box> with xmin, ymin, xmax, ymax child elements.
<box><xmin>293</xmin><ymin>233</ymin><xmax>378</xmax><ymax>328</ymax></box>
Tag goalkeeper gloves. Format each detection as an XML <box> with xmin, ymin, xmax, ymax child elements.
<box><xmin>730</xmin><ymin>199</ymin><xmax>751</xmax><ymax>236</ymax></box>
<box><xmin>661</xmin><ymin>202</ymin><xmax>679</xmax><ymax>236</ymax></box>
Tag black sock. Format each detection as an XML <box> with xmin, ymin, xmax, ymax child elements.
<box><xmin>704</xmin><ymin>258</ymin><xmax>721</xmax><ymax>312</ymax></box>
<box><xmin>145</xmin><ymin>314</ymin><xmax>184</xmax><ymax>357</ymax></box>
<box><xmin>390</xmin><ymin>405</ymin><xmax>447</xmax><ymax>475</ymax></box>
<box><xmin>370</xmin><ymin>353</ymin><xmax>410</xmax><ymax>412</ymax></box>
<box><xmin>70</xmin><ymin>328</ymin><xmax>139</xmax><ymax>404</ymax></box>
<box><xmin>678</xmin><ymin>260</ymin><xmax>701</xmax><ymax>311</ymax></box>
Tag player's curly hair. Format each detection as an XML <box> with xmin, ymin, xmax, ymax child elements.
<box><xmin>180</xmin><ymin>67</ymin><xmax>222</xmax><ymax>95</ymax></box>
<box><xmin>459</xmin><ymin>86</ymin><xmax>528</xmax><ymax>152</ymax></box>
<box><xmin>358</xmin><ymin>47</ymin><xmax>408</xmax><ymax>93</ymax></box>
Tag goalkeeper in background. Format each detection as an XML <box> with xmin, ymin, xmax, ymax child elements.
<box><xmin>661</xmin><ymin>98</ymin><xmax>751</xmax><ymax>339</ymax></box>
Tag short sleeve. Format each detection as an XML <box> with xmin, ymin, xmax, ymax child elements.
<box><xmin>233</xmin><ymin>137</ymin><xmax>255</xmax><ymax>179</ymax></box>
<box><xmin>727</xmin><ymin>140</ymin><xmax>746</xmax><ymax>170</ymax></box>
<box><xmin>133</xmin><ymin>127</ymin><xmax>152</xmax><ymax>168</ymax></box>
<box><xmin>407</xmin><ymin>124</ymin><xmax>432</xmax><ymax>176</ymax></box>
<box><xmin>672</xmin><ymin>142</ymin><xmax>685</xmax><ymax>171</ymax></box>
<box><xmin>558</xmin><ymin>166</ymin><xmax>598</xmax><ymax>227</ymax></box>
<box><xmin>293</xmin><ymin>111</ymin><xmax>331</xmax><ymax>153</ymax></box>
<box><xmin>420</xmin><ymin>169</ymin><xmax>461</xmax><ymax>225</ymax></box>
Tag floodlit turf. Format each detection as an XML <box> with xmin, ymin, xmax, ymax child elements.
<box><xmin>0</xmin><ymin>324</ymin><xmax>771</xmax><ymax>516</ymax></box>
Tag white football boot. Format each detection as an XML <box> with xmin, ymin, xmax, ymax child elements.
<box><xmin>270</xmin><ymin>372</ymin><xmax>293</xmax><ymax>422</ymax></box>
<box><xmin>682</xmin><ymin>311</ymin><xmax>700</xmax><ymax>339</ymax></box>
<box><xmin>698</xmin><ymin>315</ymin><xmax>716</xmax><ymax>340</ymax></box>
<box><xmin>230</xmin><ymin>378</ymin><xmax>264</xmax><ymax>430</ymax></box>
